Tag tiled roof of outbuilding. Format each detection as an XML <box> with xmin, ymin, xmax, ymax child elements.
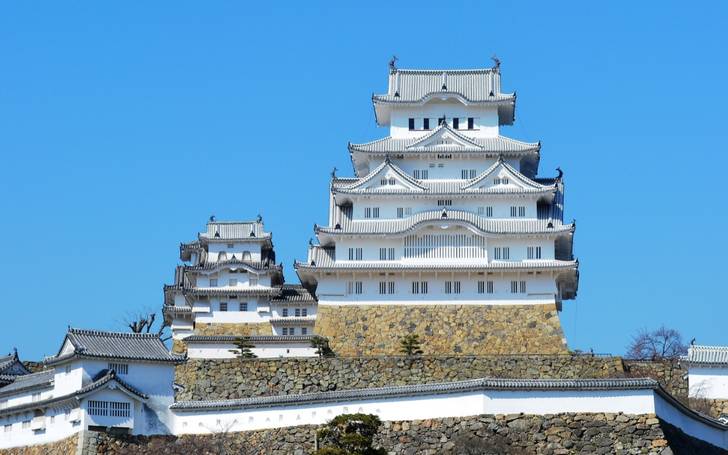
<box><xmin>270</xmin><ymin>285</ymin><xmax>317</xmax><ymax>303</ymax></box>
<box><xmin>0</xmin><ymin>370</ymin><xmax>53</xmax><ymax>397</ymax></box>
<box><xmin>44</xmin><ymin>328</ymin><xmax>185</xmax><ymax>366</ymax></box>
<box><xmin>684</xmin><ymin>345</ymin><xmax>728</xmax><ymax>366</ymax></box>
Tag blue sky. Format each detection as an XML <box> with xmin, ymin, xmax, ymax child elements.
<box><xmin>1</xmin><ymin>2</ymin><xmax>727</xmax><ymax>360</ymax></box>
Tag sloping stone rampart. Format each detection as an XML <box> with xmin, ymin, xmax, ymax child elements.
<box><xmin>0</xmin><ymin>434</ymin><xmax>79</xmax><ymax>455</ymax></box>
<box><xmin>193</xmin><ymin>322</ymin><xmax>273</xmax><ymax>336</ymax></box>
<box><xmin>314</xmin><ymin>304</ymin><xmax>568</xmax><ymax>356</ymax></box>
<box><xmin>174</xmin><ymin>355</ymin><xmax>624</xmax><ymax>401</ymax></box>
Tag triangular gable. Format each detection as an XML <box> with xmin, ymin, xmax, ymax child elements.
<box><xmin>339</xmin><ymin>158</ymin><xmax>426</xmax><ymax>192</ymax></box>
<box><xmin>57</xmin><ymin>337</ymin><xmax>77</xmax><ymax>358</ymax></box>
<box><xmin>462</xmin><ymin>160</ymin><xmax>550</xmax><ymax>191</ymax></box>
<box><xmin>406</xmin><ymin>123</ymin><xmax>483</xmax><ymax>150</ymax></box>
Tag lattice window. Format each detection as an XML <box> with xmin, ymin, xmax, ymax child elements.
<box><xmin>109</xmin><ymin>402</ymin><xmax>130</xmax><ymax>418</ymax></box>
<box><xmin>108</xmin><ymin>363</ymin><xmax>128</xmax><ymax>375</ymax></box>
<box><xmin>404</xmin><ymin>234</ymin><xmax>487</xmax><ymax>259</ymax></box>
<box><xmin>88</xmin><ymin>400</ymin><xmax>108</xmax><ymax>417</ymax></box>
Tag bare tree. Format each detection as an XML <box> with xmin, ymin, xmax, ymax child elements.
<box><xmin>626</xmin><ymin>325</ymin><xmax>688</xmax><ymax>360</ymax></box>
<box><xmin>121</xmin><ymin>307</ymin><xmax>171</xmax><ymax>342</ymax></box>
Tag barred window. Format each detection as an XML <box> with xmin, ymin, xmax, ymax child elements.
<box><xmin>301</xmin><ymin>327</ymin><xmax>308</xmax><ymax>335</ymax></box>
<box><xmin>527</xmin><ymin>246</ymin><xmax>542</xmax><ymax>260</ymax></box>
<box><xmin>21</xmin><ymin>421</ymin><xmax>30</xmax><ymax>429</ymax></box>
<box><xmin>519</xmin><ymin>206</ymin><xmax>526</xmax><ymax>217</ymax></box>
<box><xmin>282</xmin><ymin>308</ymin><xmax>289</xmax><ymax>317</ymax></box>
<box><xmin>413</xmin><ymin>169</ymin><xmax>429</xmax><ymax>179</ymax></box>
<box><xmin>511</xmin><ymin>281</ymin><xmax>519</xmax><ymax>294</ymax></box>
<box><xmin>494</xmin><ymin>247</ymin><xmax>509</xmax><ymax>260</ymax></box>
<box><xmin>467</xmin><ymin>117</ymin><xmax>474</xmax><ymax>129</ymax></box>
<box><xmin>209</xmin><ymin>278</ymin><xmax>218</xmax><ymax>287</ymax></box>
<box><xmin>453</xmin><ymin>281</ymin><xmax>461</xmax><ymax>293</ymax></box>
<box><xmin>88</xmin><ymin>400</ymin><xmax>108</xmax><ymax>416</ymax></box>
<box><xmin>389</xmin><ymin>178</ymin><xmax>395</xmax><ymax>185</ymax></box>
<box><xmin>372</xmin><ymin>208</ymin><xmax>380</xmax><ymax>218</ymax></box>
<box><xmin>108</xmin><ymin>363</ymin><xmax>128</xmax><ymax>375</ymax></box>
<box><xmin>295</xmin><ymin>308</ymin><xmax>301</xmax><ymax>317</ymax></box>
<box><xmin>228</xmin><ymin>278</ymin><xmax>237</xmax><ymax>286</ymax></box>
<box><xmin>412</xmin><ymin>281</ymin><xmax>420</xmax><ymax>294</ymax></box>
<box><xmin>356</xmin><ymin>248</ymin><xmax>363</xmax><ymax>260</ymax></box>
<box><xmin>486</xmin><ymin>207</ymin><xmax>493</xmax><ymax>217</ymax></box>
<box><xmin>487</xmin><ymin>281</ymin><xmax>494</xmax><ymax>294</ymax></box>
<box><xmin>3</xmin><ymin>424</ymin><xmax>10</xmax><ymax>433</ymax></box>
<box><xmin>301</xmin><ymin>308</ymin><xmax>307</xmax><ymax>317</ymax></box>
<box><xmin>219</xmin><ymin>302</ymin><xmax>228</xmax><ymax>312</ymax></box>
<box><xmin>477</xmin><ymin>281</ymin><xmax>485</xmax><ymax>294</ymax></box>
<box><xmin>380</xmin><ymin>248</ymin><xmax>386</xmax><ymax>260</ymax></box>
<box><xmin>437</xmin><ymin>199</ymin><xmax>453</xmax><ymax>206</ymax></box>
<box><xmin>347</xmin><ymin>281</ymin><xmax>363</xmax><ymax>295</ymax></box>
<box><xmin>387</xmin><ymin>248</ymin><xmax>395</xmax><ymax>260</ymax></box>
<box><xmin>397</xmin><ymin>207</ymin><xmax>404</xmax><ymax>218</ymax></box>
<box><xmin>364</xmin><ymin>207</ymin><xmax>371</xmax><ymax>218</ymax></box>
<box><xmin>282</xmin><ymin>327</ymin><xmax>289</xmax><ymax>335</ymax></box>
<box><xmin>239</xmin><ymin>302</ymin><xmax>248</xmax><ymax>311</ymax></box>
<box><xmin>388</xmin><ymin>281</ymin><xmax>395</xmax><ymax>294</ymax></box>
<box><xmin>520</xmin><ymin>281</ymin><xmax>527</xmax><ymax>294</ymax></box>
<box><xmin>109</xmin><ymin>402</ymin><xmax>130</xmax><ymax>418</ymax></box>
<box><xmin>445</xmin><ymin>281</ymin><xmax>452</xmax><ymax>294</ymax></box>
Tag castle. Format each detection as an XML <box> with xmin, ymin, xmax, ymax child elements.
<box><xmin>1</xmin><ymin>61</ymin><xmax>728</xmax><ymax>453</ymax></box>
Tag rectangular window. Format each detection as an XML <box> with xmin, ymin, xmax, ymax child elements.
<box><xmin>227</xmin><ymin>243</ymin><xmax>234</xmax><ymax>248</ymax></box>
<box><xmin>219</xmin><ymin>302</ymin><xmax>228</xmax><ymax>312</ymax></box>
<box><xmin>388</xmin><ymin>281</ymin><xmax>395</xmax><ymax>294</ymax></box>
<box><xmin>348</xmin><ymin>248</ymin><xmax>354</xmax><ymax>260</ymax></box>
<box><xmin>228</xmin><ymin>279</ymin><xmax>237</xmax><ymax>286</ymax></box>
<box><xmin>372</xmin><ymin>207</ymin><xmax>380</xmax><ymax>218</ymax></box>
<box><xmin>494</xmin><ymin>178</ymin><xmax>501</xmax><ymax>185</ymax></box>
<box><xmin>477</xmin><ymin>281</ymin><xmax>485</xmax><ymax>294</ymax></box>
<box><xmin>397</xmin><ymin>207</ymin><xmax>404</xmax><ymax>218</ymax></box>
<box><xmin>494</xmin><ymin>247</ymin><xmax>510</xmax><ymax>260</ymax></box>
<box><xmin>364</xmin><ymin>207</ymin><xmax>371</xmax><ymax>218</ymax></box>
<box><xmin>301</xmin><ymin>327</ymin><xmax>308</xmax><ymax>335</ymax></box>
<box><xmin>282</xmin><ymin>308</ymin><xmax>289</xmax><ymax>317</ymax></box>
<box><xmin>380</xmin><ymin>248</ymin><xmax>387</xmax><ymax>260</ymax></box>
<box><xmin>421</xmin><ymin>281</ymin><xmax>428</xmax><ymax>294</ymax></box>
<box><xmin>388</xmin><ymin>248</ymin><xmax>395</xmax><ymax>260</ymax></box>
<box><xmin>356</xmin><ymin>248</ymin><xmax>363</xmax><ymax>260</ymax></box>
<box><xmin>109</xmin><ymin>402</ymin><xmax>131</xmax><ymax>418</ymax></box>
<box><xmin>209</xmin><ymin>278</ymin><xmax>218</xmax><ymax>287</ymax></box>
<box><xmin>511</xmin><ymin>281</ymin><xmax>519</xmax><ymax>294</ymax></box>
<box><xmin>527</xmin><ymin>246</ymin><xmax>542</xmax><ymax>260</ymax></box>
<box><xmin>108</xmin><ymin>363</ymin><xmax>129</xmax><ymax>375</ymax></box>
<box><xmin>510</xmin><ymin>206</ymin><xmax>517</xmax><ymax>217</ymax></box>
<box><xmin>295</xmin><ymin>308</ymin><xmax>301</xmax><ymax>317</ymax></box>
<box><xmin>462</xmin><ymin>169</ymin><xmax>476</xmax><ymax>179</ymax></box>
<box><xmin>487</xmin><ymin>281</ymin><xmax>494</xmax><ymax>294</ymax></box>
<box><xmin>379</xmin><ymin>281</ymin><xmax>387</xmax><ymax>295</ymax></box>
<box><xmin>503</xmin><ymin>247</ymin><xmax>510</xmax><ymax>260</ymax></box>
<box><xmin>4</xmin><ymin>424</ymin><xmax>10</xmax><ymax>433</ymax></box>
<box><xmin>445</xmin><ymin>281</ymin><xmax>452</xmax><ymax>294</ymax></box>
<box><xmin>239</xmin><ymin>302</ymin><xmax>248</xmax><ymax>311</ymax></box>
<box><xmin>347</xmin><ymin>281</ymin><xmax>363</xmax><ymax>295</ymax></box>
<box><xmin>412</xmin><ymin>281</ymin><xmax>420</xmax><ymax>294</ymax></box>
<box><xmin>301</xmin><ymin>308</ymin><xmax>308</xmax><ymax>317</ymax></box>
<box><xmin>520</xmin><ymin>281</ymin><xmax>527</xmax><ymax>294</ymax></box>
<box><xmin>21</xmin><ymin>421</ymin><xmax>30</xmax><ymax>429</ymax></box>
<box><xmin>477</xmin><ymin>206</ymin><xmax>484</xmax><ymax>216</ymax></box>
<box><xmin>88</xmin><ymin>400</ymin><xmax>108</xmax><ymax>417</ymax></box>
<box><xmin>437</xmin><ymin>200</ymin><xmax>452</xmax><ymax>206</ymax></box>
<box><xmin>408</xmin><ymin>118</ymin><xmax>415</xmax><ymax>130</ymax></box>
<box><xmin>452</xmin><ymin>117</ymin><xmax>459</xmax><ymax>129</ymax></box>
<box><xmin>423</xmin><ymin>118</ymin><xmax>430</xmax><ymax>130</ymax></box>
<box><xmin>486</xmin><ymin>206</ymin><xmax>493</xmax><ymax>217</ymax></box>
<box><xmin>454</xmin><ymin>281</ymin><xmax>461</xmax><ymax>293</ymax></box>
<box><xmin>289</xmin><ymin>327</ymin><xmax>296</xmax><ymax>335</ymax></box>
<box><xmin>467</xmin><ymin>117</ymin><xmax>474</xmax><ymax>129</ymax></box>
<box><xmin>438</xmin><ymin>116</ymin><xmax>445</xmax><ymax>126</ymax></box>
<box><xmin>380</xmin><ymin>178</ymin><xmax>387</xmax><ymax>186</ymax></box>
<box><xmin>519</xmin><ymin>206</ymin><xmax>526</xmax><ymax>217</ymax></box>
<box><xmin>282</xmin><ymin>327</ymin><xmax>289</xmax><ymax>335</ymax></box>
<box><xmin>249</xmin><ymin>277</ymin><xmax>258</xmax><ymax>286</ymax></box>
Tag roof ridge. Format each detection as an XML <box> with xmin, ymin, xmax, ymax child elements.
<box><xmin>393</xmin><ymin>68</ymin><xmax>496</xmax><ymax>74</ymax></box>
<box><xmin>68</xmin><ymin>328</ymin><xmax>160</xmax><ymax>339</ymax></box>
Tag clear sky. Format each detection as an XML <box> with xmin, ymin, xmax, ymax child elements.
<box><xmin>1</xmin><ymin>2</ymin><xmax>727</xmax><ymax>360</ymax></box>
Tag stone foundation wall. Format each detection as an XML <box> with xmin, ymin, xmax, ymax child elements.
<box><xmin>623</xmin><ymin>359</ymin><xmax>688</xmax><ymax>397</ymax></box>
<box><xmin>0</xmin><ymin>434</ymin><xmax>79</xmax><ymax>455</ymax></box>
<box><xmin>193</xmin><ymin>322</ymin><xmax>273</xmax><ymax>336</ymax></box>
<box><xmin>315</xmin><ymin>304</ymin><xmax>568</xmax><ymax>356</ymax></box>
<box><xmin>69</xmin><ymin>414</ymin><xmax>727</xmax><ymax>455</ymax></box>
<box><xmin>175</xmin><ymin>355</ymin><xmax>624</xmax><ymax>401</ymax></box>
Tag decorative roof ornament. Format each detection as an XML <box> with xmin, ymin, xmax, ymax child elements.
<box><xmin>256</xmin><ymin>214</ymin><xmax>263</xmax><ymax>223</ymax></box>
<box><xmin>308</xmin><ymin>238</ymin><xmax>313</xmax><ymax>246</ymax></box>
<box><xmin>491</xmin><ymin>54</ymin><xmax>501</xmax><ymax>72</ymax></box>
<box><xmin>384</xmin><ymin>154</ymin><xmax>391</xmax><ymax>164</ymax></box>
<box><xmin>556</xmin><ymin>167</ymin><xmax>564</xmax><ymax>181</ymax></box>
<box><xmin>209</xmin><ymin>215</ymin><xmax>216</xmax><ymax>222</ymax></box>
<box><xmin>497</xmin><ymin>154</ymin><xmax>504</xmax><ymax>163</ymax></box>
<box><xmin>441</xmin><ymin>208</ymin><xmax>448</xmax><ymax>219</ymax></box>
<box><xmin>388</xmin><ymin>55</ymin><xmax>398</xmax><ymax>73</ymax></box>
<box><xmin>331</xmin><ymin>167</ymin><xmax>337</xmax><ymax>179</ymax></box>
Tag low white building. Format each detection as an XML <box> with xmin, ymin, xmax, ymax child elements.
<box><xmin>0</xmin><ymin>350</ymin><xmax>32</xmax><ymax>388</ymax></box>
<box><xmin>0</xmin><ymin>328</ymin><xmax>183</xmax><ymax>449</ymax></box>
<box><xmin>685</xmin><ymin>345</ymin><xmax>728</xmax><ymax>400</ymax></box>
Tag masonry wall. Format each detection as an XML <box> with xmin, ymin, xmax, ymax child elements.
<box><xmin>174</xmin><ymin>355</ymin><xmax>624</xmax><ymax>401</ymax></box>
<box><xmin>70</xmin><ymin>414</ymin><xmax>728</xmax><ymax>455</ymax></box>
<box><xmin>623</xmin><ymin>359</ymin><xmax>689</xmax><ymax>398</ymax></box>
<box><xmin>193</xmin><ymin>322</ymin><xmax>273</xmax><ymax>336</ymax></box>
<box><xmin>314</xmin><ymin>304</ymin><xmax>568</xmax><ymax>356</ymax></box>
<box><xmin>0</xmin><ymin>433</ymin><xmax>79</xmax><ymax>455</ymax></box>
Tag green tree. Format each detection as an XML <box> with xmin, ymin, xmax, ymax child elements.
<box><xmin>314</xmin><ymin>414</ymin><xmax>386</xmax><ymax>455</ymax></box>
<box><xmin>311</xmin><ymin>335</ymin><xmax>335</xmax><ymax>358</ymax></box>
<box><xmin>399</xmin><ymin>334</ymin><xmax>423</xmax><ymax>356</ymax></box>
<box><xmin>229</xmin><ymin>336</ymin><xmax>257</xmax><ymax>359</ymax></box>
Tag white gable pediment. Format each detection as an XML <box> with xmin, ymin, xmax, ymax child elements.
<box><xmin>462</xmin><ymin>161</ymin><xmax>545</xmax><ymax>191</ymax></box>
<box><xmin>345</xmin><ymin>159</ymin><xmax>426</xmax><ymax>192</ymax></box>
<box><xmin>407</xmin><ymin>124</ymin><xmax>482</xmax><ymax>151</ymax></box>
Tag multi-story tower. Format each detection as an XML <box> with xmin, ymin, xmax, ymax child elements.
<box><xmin>296</xmin><ymin>62</ymin><xmax>578</xmax><ymax>356</ymax></box>
<box><xmin>164</xmin><ymin>219</ymin><xmax>317</xmax><ymax>358</ymax></box>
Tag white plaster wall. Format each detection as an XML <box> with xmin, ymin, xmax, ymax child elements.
<box><xmin>484</xmin><ymin>390</ymin><xmax>655</xmax><ymax>415</ymax></box>
<box><xmin>172</xmin><ymin>392</ymin><xmax>483</xmax><ymax>435</ymax></box>
<box><xmin>335</xmin><ymin>235</ymin><xmax>554</xmax><ymax>263</ymax></box>
<box><xmin>348</xmin><ymin>198</ymin><xmax>538</xmax><ymax>221</ymax></box>
<box><xmin>389</xmin><ymin>103</ymin><xmax>500</xmax><ymax>138</ymax></box>
<box><xmin>313</xmin><ymin>270</ymin><xmax>557</xmax><ymax>305</ymax></box>
<box><xmin>197</xmin><ymin>272</ymin><xmax>272</xmax><ymax>288</ymax></box>
<box><xmin>688</xmin><ymin>367</ymin><xmax>728</xmax><ymax>399</ymax></box>
<box><xmin>0</xmin><ymin>405</ymin><xmax>83</xmax><ymax>450</ymax></box>
<box><xmin>81</xmin><ymin>389</ymin><xmax>135</xmax><ymax>430</ymax></box>
<box><xmin>2</xmin><ymin>386</ymin><xmax>54</xmax><ymax>408</ymax></box>
<box><xmin>654</xmin><ymin>393</ymin><xmax>728</xmax><ymax>450</ymax></box>
<box><xmin>194</xmin><ymin>297</ymin><xmax>272</xmax><ymax>324</ymax></box>
<box><xmin>53</xmin><ymin>361</ymin><xmax>84</xmax><ymax>396</ymax></box>
<box><xmin>364</xmin><ymin>157</ymin><xmax>523</xmax><ymax>181</ymax></box>
<box><xmin>207</xmin><ymin>242</ymin><xmax>262</xmax><ymax>262</ymax></box>
<box><xmin>270</xmin><ymin>304</ymin><xmax>317</xmax><ymax>319</ymax></box>
<box><xmin>187</xmin><ymin>343</ymin><xmax>318</xmax><ymax>359</ymax></box>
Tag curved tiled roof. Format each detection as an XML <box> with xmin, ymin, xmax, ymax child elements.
<box><xmin>44</xmin><ymin>328</ymin><xmax>185</xmax><ymax>366</ymax></box>
<box><xmin>0</xmin><ymin>350</ymin><xmax>31</xmax><ymax>377</ymax></box>
<box><xmin>684</xmin><ymin>345</ymin><xmax>728</xmax><ymax>366</ymax></box>
<box><xmin>186</xmin><ymin>259</ymin><xmax>282</xmax><ymax>274</ymax></box>
<box><xmin>0</xmin><ymin>370</ymin><xmax>53</xmax><ymax>397</ymax></box>
<box><xmin>316</xmin><ymin>210</ymin><xmax>574</xmax><ymax>237</ymax></box>
<box><xmin>182</xmin><ymin>335</ymin><xmax>318</xmax><ymax>344</ymax></box>
<box><xmin>171</xmin><ymin>377</ymin><xmax>658</xmax><ymax>411</ymax></box>
<box><xmin>296</xmin><ymin>247</ymin><xmax>577</xmax><ymax>272</ymax></box>
<box><xmin>270</xmin><ymin>285</ymin><xmax>317</xmax><ymax>303</ymax></box>
<box><xmin>374</xmin><ymin>68</ymin><xmax>509</xmax><ymax>104</ymax></box>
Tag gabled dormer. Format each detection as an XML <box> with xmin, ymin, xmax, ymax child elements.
<box><xmin>462</xmin><ymin>159</ymin><xmax>551</xmax><ymax>192</ymax></box>
<box><xmin>406</xmin><ymin>122</ymin><xmax>484</xmax><ymax>151</ymax></box>
<box><xmin>333</xmin><ymin>157</ymin><xmax>426</xmax><ymax>194</ymax></box>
